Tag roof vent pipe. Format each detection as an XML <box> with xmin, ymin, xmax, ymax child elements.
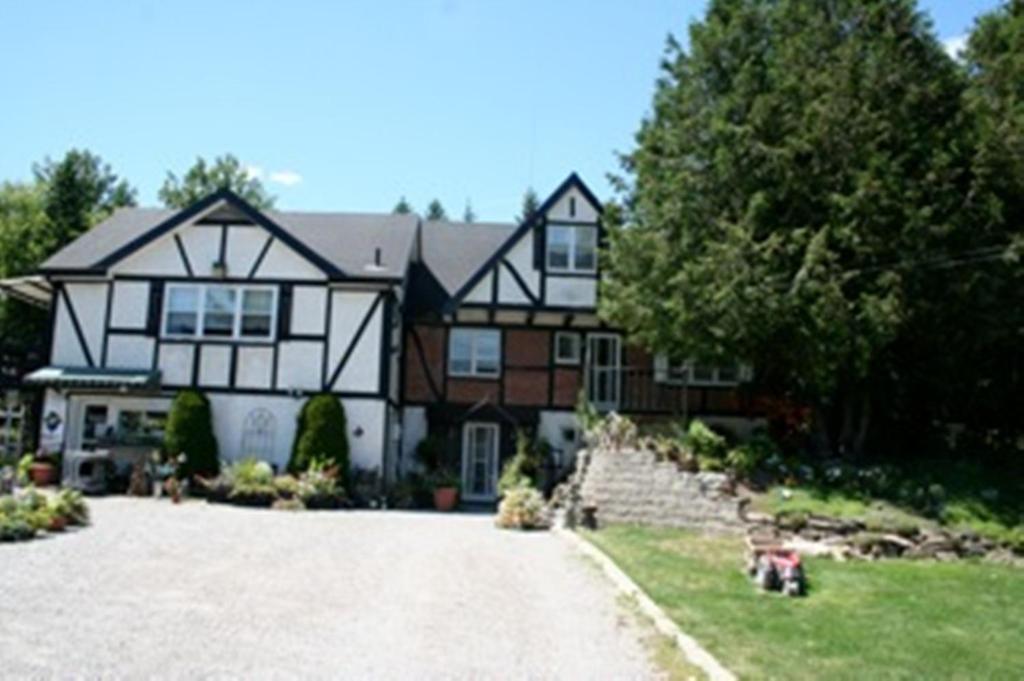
<box><xmin>375</xmin><ymin>248</ymin><xmax>382</xmax><ymax>266</ymax></box>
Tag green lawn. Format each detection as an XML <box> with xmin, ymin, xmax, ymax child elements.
<box><xmin>584</xmin><ymin>525</ymin><xmax>1024</xmax><ymax>681</ymax></box>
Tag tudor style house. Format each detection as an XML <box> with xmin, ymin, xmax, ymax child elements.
<box><xmin>11</xmin><ymin>174</ymin><xmax>762</xmax><ymax>501</ymax></box>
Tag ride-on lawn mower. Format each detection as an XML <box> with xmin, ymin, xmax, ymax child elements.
<box><xmin>746</xmin><ymin>535</ymin><xmax>806</xmax><ymax>597</ymax></box>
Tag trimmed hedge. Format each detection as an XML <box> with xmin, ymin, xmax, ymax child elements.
<box><xmin>289</xmin><ymin>394</ymin><xmax>350</xmax><ymax>487</ymax></box>
<box><xmin>165</xmin><ymin>390</ymin><xmax>220</xmax><ymax>479</ymax></box>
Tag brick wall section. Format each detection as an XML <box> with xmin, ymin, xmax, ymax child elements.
<box><xmin>576</xmin><ymin>447</ymin><xmax>744</xmax><ymax>531</ymax></box>
<box><xmin>404</xmin><ymin>325</ymin><xmax>444</xmax><ymax>402</ymax></box>
<box><xmin>504</xmin><ymin>329</ymin><xmax>549</xmax><ymax>367</ymax></box>
<box><xmin>553</xmin><ymin>368</ymin><xmax>581</xmax><ymax>407</ymax></box>
<box><xmin>504</xmin><ymin>369</ymin><xmax>549</xmax><ymax>405</ymax></box>
<box><xmin>447</xmin><ymin>379</ymin><xmax>499</xmax><ymax>404</ymax></box>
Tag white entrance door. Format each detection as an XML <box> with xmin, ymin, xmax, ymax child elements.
<box><xmin>586</xmin><ymin>334</ymin><xmax>621</xmax><ymax>411</ymax></box>
<box><xmin>462</xmin><ymin>422</ymin><xmax>499</xmax><ymax>502</ymax></box>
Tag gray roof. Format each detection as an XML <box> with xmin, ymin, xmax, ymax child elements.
<box><xmin>42</xmin><ymin>206</ymin><xmax>419</xmax><ymax>280</ymax></box>
<box><xmin>419</xmin><ymin>220</ymin><xmax>516</xmax><ymax>295</ymax></box>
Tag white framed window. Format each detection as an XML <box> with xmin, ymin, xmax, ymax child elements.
<box><xmin>654</xmin><ymin>354</ymin><xmax>750</xmax><ymax>386</ymax></box>
<box><xmin>554</xmin><ymin>332</ymin><xmax>582</xmax><ymax>365</ymax></box>
<box><xmin>448</xmin><ymin>328</ymin><xmax>501</xmax><ymax>378</ymax></box>
<box><xmin>546</xmin><ymin>224</ymin><xmax>597</xmax><ymax>273</ymax></box>
<box><xmin>163</xmin><ymin>284</ymin><xmax>277</xmax><ymax>341</ymax></box>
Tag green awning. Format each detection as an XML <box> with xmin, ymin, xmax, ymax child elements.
<box><xmin>24</xmin><ymin>367</ymin><xmax>161</xmax><ymax>390</ymax></box>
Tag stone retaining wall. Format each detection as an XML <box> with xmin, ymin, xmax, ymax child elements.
<box><xmin>568</xmin><ymin>447</ymin><xmax>745</xmax><ymax>531</ymax></box>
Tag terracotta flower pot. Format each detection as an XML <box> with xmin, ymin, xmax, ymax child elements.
<box><xmin>433</xmin><ymin>487</ymin><xmax>459</xmax><ymax>512</ymax></box>
<box><xmin>28</xmin><ymin>462</ymin><xmax>57</xmax><ymax>487</ymax></box>
<box><xmin>48</xmin><ymin>515</ymin><xmax>67</xmax><ymax>532</ymax></box>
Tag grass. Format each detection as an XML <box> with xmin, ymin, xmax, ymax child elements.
<box><xmin>617</xmin><ymin>594</ymin><xmax>707</xmax><ymax>681</ymax></box>
<box><xmin>747</xmin><ymin>458</ymin><xmax>1024</xmax><ymax>551</ymax></box>
<box><xmin>585</xmin><ymin>525</ymin><xmax>1024</xmax><ymax>681</ymax></box>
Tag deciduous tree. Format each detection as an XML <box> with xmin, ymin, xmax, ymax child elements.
<box><xmin>159</xmin><ymin>154</ymin><xmax>274</xmax><ymax>209</ymax></box>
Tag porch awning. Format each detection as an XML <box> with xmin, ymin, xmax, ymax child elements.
<box><xmin>24</xmin><ymin>367</ymin><xmax>161</xmax><ymax>390</ymax></box>
<box><xmin>0</xmin><ymin>275</ymin><xmax>53</xmax><ymax>309</ymax></box>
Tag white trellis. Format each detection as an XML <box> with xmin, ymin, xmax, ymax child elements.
<box><xmin>240</xmin><ymin>408</ymin><xmax>276</xmax><ymax>460</ymax></box>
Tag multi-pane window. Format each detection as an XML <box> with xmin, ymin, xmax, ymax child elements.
<box><xmin>165</xmin><ymin>287</ymin><xmax>199</xmax><ymax>335</ymax></box>
<box><xmin>163</xmin><ymin>284</ymin><xmax>276</xmax><ymax>340</ymax></box>
<box><xmin>546</xmin><ymin>225</ymin><xmax>597</xmax><ymax>273</ymax></box>
<box><xmin>448</xmin><ymin>328</ymin><xmax>501</xmax><ymax>378</ymax></box>
<box><xmin>203</xmin><ymin>288</ymin><xmax>236</xmax><ymax>337</ymax></box>
<box><xmin>554</xmin><ymin>332</ymin><xmax>582</xmax><ymax>365</ymax></box>
<box><xmin>241</xmin><ymin>289</ymin><xmax>274</xmax><ymax>337</ymax></box>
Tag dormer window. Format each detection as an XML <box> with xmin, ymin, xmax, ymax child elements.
<box><xmin>546</xmin><ymin>224</ymin><xmax>597</xmax><ymax>273</ymax></box>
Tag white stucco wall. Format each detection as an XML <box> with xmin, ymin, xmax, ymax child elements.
<box><xmin>276</xmin><ymin>341</ymin><xmax>324</xmax><ymax>391</ymax></box>
<box><xmin>110</xmin><ymin>281</ymin><xmax>149</xmax><ymax>329</ymax></box>
<box><xmin>546</xmin><ymin>185</ymin><xmax>600</xmax><ymax>223</ymax></box>
<box><xmin>158</xmin><ymin>344</ymin><xmax>193</xmax><ymax>386</ymax></box>
<box><xmin>236</xmin><ymin>346</ymin><xmax>274</xmax><ymax>389</ymax></box>
<box><xmin>254</xmin><ymin>240</ymin><xmax>324</xmax><ymax>280</ymax></box>
<box><xmin>179</xmin><ymin>226</ymin><xmax>221</xmax><ymax>276</ymax></box>
<box><xmin>326</xmin><ymin>291</ymin><xmax>381</xmax><ymax>393</ymax></box>
<box><xmin>105</xmin><ymin>335</ymin><xmax>155</xmax><ymax>370</ymax></box>
<box><xmin>291</xmin><ymin>285</ymin><xmax>327</xmax><ymax>335</ymax></box>
<box><xmin>225</xmin><ymin>226</ymin><xmax>267</xmax><ymax>277</ymax></box>
<box><xmin>538</xmin><ymin>410</ymin><xmax>582</xmax><ymax>472</ymax></box>
<box><xmin>198</xmin><ymin>345</ymin><xmax>232</xmax><ymax>387</ymax></box>
<box><xmin>544</xmin><ymin>276</ymin><xmax>597</xmax><ymax>308</ymax></box>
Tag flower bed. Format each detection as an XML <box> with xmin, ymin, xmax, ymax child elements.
<box><xmin>0</xmin><ymin>488</ymin><xmax>89</xmax><ymax>542</ymax></box>
<box><xmin>197</xmin><ymin>458</ymin><xmax>348</xmax><ymax>510</ymax></box>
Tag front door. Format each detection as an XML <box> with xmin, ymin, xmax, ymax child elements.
<box><xmin>586</xmin><ymin>334</ymin><xmax>621</xmax><ymax>411</ymax></box>
<box><xmin>462</xmin><ymin>422</ymin><xmax>499</xmax><ymax>502</ymax></box>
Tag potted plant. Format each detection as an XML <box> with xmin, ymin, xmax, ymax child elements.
<box><xmin>416</xmin><ymin>435</ymin><xmax>460</xmax><ymax>512</ymax></box>
<box><xmin>431</xmin><ymin>469</ymin><xmax>460</xmax><ymax>512</ymax></box>
<box><xmin>27</xmin><ymin>452</ymin><xmax>58</xmax><ymax>487</ymax></box>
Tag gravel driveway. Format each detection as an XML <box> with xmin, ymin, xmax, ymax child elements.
<box><xmin>0</xmin><ymin>498</ymin><xmax>656</xmax><ymax>679</ymax></box>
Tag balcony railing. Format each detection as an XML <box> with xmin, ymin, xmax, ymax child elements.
<box><xmin>586</xmin><ymin>366</ymin><xmax>692</xmax><ymax>416</ymax></box>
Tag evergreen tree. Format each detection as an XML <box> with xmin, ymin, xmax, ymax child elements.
<box><xmin>463</xmin><ymin>200</ymin><xmax>476</xmax><ymax>223</ymax></box>
<box><xmin>425</xmin><ymin>199</ymin><xmax>447</xmax><ymax>221</ymax></box>
<box><xmin>517</xmin><ymin>188</ymin><xmax>539</xmax><ymax>223</ymax></box>
<box><xmin>159</xmin><ymin>154</ymin><xmax>275</xmax><ymax>209</ymax></box>
<box><xmin>33</xmin><ymin>149</ymin><xmax>136</xmax><ymax>250</ymax></box>
<box><xmin>393</xmin><ymin>196</ymin><xmax>412</xmax><ymax>214</ymax></box>
<box><xmin>601</xmin><ymin>0</ymin><xmax>971</xmax><ymax>458</ymax></box>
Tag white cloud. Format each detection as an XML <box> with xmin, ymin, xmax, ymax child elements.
<box><xmin>244</xmin><ymin>165</ymin><xmax>264</xmax><ymax>180</ymax></box>
<box><xmin>269</xmin><ymin>170</ymin><xmax>303</xmax><ymax>187</ymax></box>
<box><xmin>943</xmin><ymin>34</ymin><xmax>968</xmax><ymax>60</ymax></box>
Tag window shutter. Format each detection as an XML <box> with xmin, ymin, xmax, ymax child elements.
<box><xmin>146</xmin><ymin>282</ymin><xmax>164</xmax><ymax>336</ymax></box>
<box><xmin>277</xmin><ymin>284</ymin><xmax>292</xmax><ymax>340</ymax></box>
<box><xmin>654</xmin><ymin>353</ymin><xmax>669</xmax><ymax>383</ymax></box>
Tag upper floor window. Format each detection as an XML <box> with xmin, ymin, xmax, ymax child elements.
<box><xmin>655</xmin><ymin>355</ymin><xmax>750</xmax><ymax>387</ymax></box>
<box><xmin>448</xmin><ymin>328</ymin><xmax>500</xmax><ymax>378</ymax></box>
<box><xmin>163</xmin><ymin>284</ymin><xmax>277</xmax><ymax>341</ymax></box>
<box><xmin>546</xmin><ymin>224</ymin><xmax>597</xmax><ymax>273</ymax></box>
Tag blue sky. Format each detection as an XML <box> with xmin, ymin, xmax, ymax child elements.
<box><xmin>0</xmin><ymin>0</ymin><xmax>1002</xmax><ymax>221</ymax></box>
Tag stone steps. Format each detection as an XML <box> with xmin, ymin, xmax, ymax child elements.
<box><xmin>574</xmin><ymin>447</ymin><xmax>744</xmax><ymax>531</ymax></box>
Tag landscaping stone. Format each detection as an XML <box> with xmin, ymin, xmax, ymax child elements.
<box><xmin>558</xmin><ymin>447</ymin><xmax>745</xmax><ymax>532</ymax></box>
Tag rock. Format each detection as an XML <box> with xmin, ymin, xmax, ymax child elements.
<box><xmin>908</xmin><ymin>534</ymin><xmax>961</xmax><ymax>559</ymax></box>
<box><xmin>743</xmin><ymin>511</ymin><xmax>774</xmax><ymax>525</ymax></box>
<box><xmin>879</xmin><ymin>533</ymin><xmax>916</xmax><ymax>553</ymax></box>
